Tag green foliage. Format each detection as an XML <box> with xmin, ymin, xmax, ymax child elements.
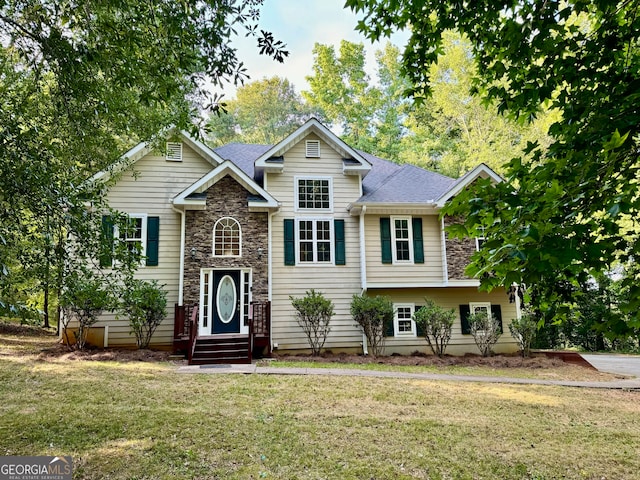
<box><xmin>399</xmin><ymin>31</ymin><xmax>556</xmax><ymax>177</ymax></box>
<box><xmin>122</xmin><ymin>280</ymin><xmax>168</xmax><ymax>349</ymax></box>
<box><xmin>290</xmin><ymin>290</ymin><xmax>334</xmax><ymax>356</ymax></box>
<box><xmin>508</xmin><ymin>310</ymin><xmax>539</xmax><ymax>358</ymax></box>
<box><xmin>468</xmin><ymin>311</ymin><xmax>502</xmax><ymax>357</ymax></box>
<box><xmin>347</xmin><ymin>0</ymin><xmax>640</xmax><ymax>324</ymax></box>
<box><xmin>60</xmin><ymin>271</ymin><xmax>114</xmax><ymax>350</ymax></box>
<box><xmin>207</xmin><ymin>77</ymin><xmax>320</xmax><ymax>146</ymax></box>
<box><xmin>0</xmin><ymin>0</ymin><xmax>287</xmax><ymax>330</ymax></box>
<box><xmin>350</xmin><ymin>294</ymin><xmax>394</xmax><ymax>357</ymax></box>
<box><xmin>304</xmin><ymin>41</ymin><xmax>377</xmax><ymax>150</ymax></box>
<box><xmin>413</xmin><ymin>299</ymin><xmax>455</xmax><ymax>357</ymax></box>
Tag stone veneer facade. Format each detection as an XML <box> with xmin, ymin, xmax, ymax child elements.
<box><xmin>443</xmin><ymin>216</ymin><xmax>476</xmax><ymax>280</ymax></box>
<box><xmin>183</xmin><ymin>175</ymin><xmax>269</xmax><ymax>306</ymax></box>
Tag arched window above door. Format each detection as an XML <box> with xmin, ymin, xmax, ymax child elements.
<box><xmin>213</xmin><ymin>217</ymin><xmax>241</xmax><ymax>257</ymax></box>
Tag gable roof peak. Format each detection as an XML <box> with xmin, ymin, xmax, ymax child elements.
<box><xmin>253</xmin><ymin>117</ymin><xmax>372</xmax><ymax>176</ymax></box>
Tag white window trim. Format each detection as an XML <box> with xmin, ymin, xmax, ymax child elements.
<box><xmin>475</xmin><ymin>226</ymin><xmax>486</xmax><ymax>252</ymax></box>
<box><xmin>294</xmin><ymin>176</ymin><xmax>334</xmax><ymax>213</ymax></box>
<box><xmin>306</xmin><ymin>139</ymin><xmax>321</xmax><ymax>158</ymax></box>
<box><xmin>394</xmin><ymin>303</ymin><xmax>416</xmax><ymax>337</ymax></box>
<box><xmin>470</xmin><ymin>302</ymin><xmax>492</xmax><ymax>318</ymax></box>
<box><xmin>166</xmin><ymin>142</ymin><xmax>183</xmax><ymax>162</ymax></box>
<box><xmin>295</xmin><ymin>217</ymin><xmax>334</xmax><ymax>265</ymax></box>
<box><xmin>114</xmin><ymin>213</ymin><xmax>148</xmax><ymax>261</ymax></box>
<box><xmin>212</xmin><ymin>217</ymin><xmax>242</xmax><ymax>258</ymax></box>
<box><xmin>391</xmin><ymin>215</ymin><xmax>414</xmax><ymax>264</ymax></box>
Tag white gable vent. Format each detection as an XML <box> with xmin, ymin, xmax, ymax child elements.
<box><xmin>166</xmin><ymin>142</ymin><xmax>183</xmax><ymax>162</ymax></box>
<box><xmin>306</xmin><ymin>140</ymin><xmax>320</xmax><ymax>158</ymax></box>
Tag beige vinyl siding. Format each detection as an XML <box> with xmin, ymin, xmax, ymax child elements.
<box><xmin>92</xmin><ymin>144</ymin><xmax>215</xmax><ymax>347</ymax></box>
<box><xmin>369</xmin><ymin>287</ymin><xmax>518</xmax><ymax>355</ymax></box>
<box><xmin>269</xmin><ymin>133</ymin><xmax>364</xmax><ymax>351</ymax></box>
<box><xmin>365</xmin><ymin>214</ymin><xmax>445</xmax><ymax>286</ymax></box>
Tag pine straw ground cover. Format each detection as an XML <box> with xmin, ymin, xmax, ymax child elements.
<box><xmin>1</xmin><ymin>324</ymin><xmax>639</xmax><ymax>479</ymax></box>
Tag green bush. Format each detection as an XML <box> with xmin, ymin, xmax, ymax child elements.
<box><xmin>350</xmin><ymin>294</ymin><xmax>394</xmax><ymax>357</ymax></box>
<box><xmin>290</xmin><ymin>289</ymin><xmax>334</xmax><ymax>356</ymax></box>
<box><xmin>60</xmin><ymin>272</ymin><xmax>113</xmax><ymax>350</ymax></box>
<box><xmin>468</xmin><ymin>311</ymin><xmax>502</xmax><ymax>357</ymax></box>
<box><xmin>122</xmin><ymin>280</ymin><xmax>168</xmax><ymax>349</ymax></box>
<box><xmin>413</xmin><ymin>299</ymin><xmax>455</xmax><ymax>357</ymax></box>
<box><xmin>509</xmin><ymin>309</ymin><xmax>538</xmax><ymax>357</ymax></box>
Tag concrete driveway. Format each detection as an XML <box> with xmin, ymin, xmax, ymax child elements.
<box><xmin>581</xmin><ymin>354</ymin><xmax>640</xmax><ymax>378</ymax></box>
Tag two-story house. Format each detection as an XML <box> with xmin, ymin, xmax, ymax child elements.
<box><xmin>80</xmin><ymin>118</ymin><xmax>519</xmax><ymax>362</ymax></box>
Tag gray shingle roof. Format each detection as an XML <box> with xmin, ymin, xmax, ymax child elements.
<box><xmin>213</xmin><ymin>142</ymin><xmax>456</xmax><ymax>205</ymax></box>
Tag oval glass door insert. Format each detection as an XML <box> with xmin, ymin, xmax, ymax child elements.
<box><xmin>216</xmin><ymin>275</ymin><xmax>236</xmax><ymax>324</ymax></box>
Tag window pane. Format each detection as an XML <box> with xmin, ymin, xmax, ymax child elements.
<box><xmin>396</xmin><ymin>240</ymin><xmax>410</xmax><ymax>261</ymax></box>
<box><xmin>300</xmin><ymin>242</ymin><xmax>314</xmax><ymax>262</ymax></box>
<box><xmin>397</xmin><ymin>307</ymin><xmax>413</xmax><ymax>333</ymax></box>
<box><xmin>214</xmin><ymin>218</ymin><xmax>240</xmax><ymax>256</ymax></box>
<box><xmin>298</xmin><ymin>179</ymin><xmax>330</xmax><ymax>209</ymax></box>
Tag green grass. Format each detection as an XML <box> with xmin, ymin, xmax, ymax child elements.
<box><xmin>1</xmin><ymin>332</ymin><xmax>639</xmax><ymax>479</ymax></box>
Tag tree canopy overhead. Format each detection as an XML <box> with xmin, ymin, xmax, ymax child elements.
<box><xmin>347</xmin><ymin>0</ymin><xmax>640</xmax><ymax>316</ymax></box>
<box><xmin>0</xmin><ymin>0</ymin><xmax>287</xmax><ymax>324</ymax></box>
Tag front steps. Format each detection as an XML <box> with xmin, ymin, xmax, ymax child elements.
<box><xmin>190</xmin><ymin>335</ymin><xmax>251</xmax><ymax>365</ymax></box>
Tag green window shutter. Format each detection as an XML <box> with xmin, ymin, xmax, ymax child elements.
<box><xmin>99</xmin><ymin>215</ymin><xmax>114</xmax><ymax>268</ymax></box>
<box><xmin>491</xmin><ymin>304</ymin><xmax>503</xmax><ymax>334</ymax></box>
<box><xmin>380</xmin><ymin>217</ymin><xmax>392</xmax><ymax>264</ymax></box>
<box><xmin>284</xmin><ymin>219</ymin><xmax>295</xmax><ymax>266</ymax></box>
<box><xmin>412</xmin><ymin>217</ymin><xmax>424</xmax><ymax>264</ymax></box>
<box><xmin>146</xmin><ymin>216</ymin><xmax>160</xmax><ymax>266</ymax></box>
<box><xmin>385</xmin><ymin>318</ymin><xmax>395</xmax><ymax>337</ymax></box>
<box><xmin>415</xmin><ymin>305</ymin><xmax>425</xmax><ymax>337</ymax></box>
<box><xmin>334</xmin><ymin>219</ymin><xmax>345</xmax><ymax>265</ymax></box>
<box><xmin>459</xmin><ymin>304</ymin><xmax>471</xmax><ymax>335</ymax></box>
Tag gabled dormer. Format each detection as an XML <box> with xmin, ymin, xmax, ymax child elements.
<box><xmin>254</xmin><ymin>118</ymin><xmax>372</xmax><ymax>178</ymax></box>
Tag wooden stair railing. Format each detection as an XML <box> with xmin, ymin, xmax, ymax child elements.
<box><xmin>187</xmin><ymin>304</ymin><xmax>199</xmax><ymax>364</ymax></box>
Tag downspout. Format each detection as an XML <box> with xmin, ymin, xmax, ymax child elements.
<box><xmin>268</xmin><ymin>210</ymin><xmax>274</xmax><ymax>351</ymax></box>
<box><xmin>441</xmin><ymin>215</ymin><xmax>449</xmax><ymax>285</ymax></box>
<box><xmin>171</xmin><ymin>206</ymin><xmax>186</xmax><ymax>305</ymax></box>
<box><xmin>359</xmin><ymin>205</ymin><xmax>367</xmax><ymax>291</ymax></box>
<box><xmin>359</xmin><ymin>205</ymin><xmax>368</xmax><ymax>355</ymax></box>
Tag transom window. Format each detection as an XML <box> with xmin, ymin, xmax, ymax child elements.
<box><xmin>394</xmin><ymin>304</ymin><xmax>416</xmax><ymax>336</ymax></box>
<box><xmin>296</xmin><ymin>177</ymin><xmax>332</xmax><ymax>211</ymax></box>
<box><xmin>297</xmin><ymin>219</ymin><xmax>332</xmax><ymax>263</ymax></box>
<box><xmin>392</xmin><ymin>216</ymin><xmax>413</xmax><ymax>263</ymax></box>
<box><xmin>213</xmin><ymin>217</ymin><xmax>241</xmax><ymax>257</ymax></box>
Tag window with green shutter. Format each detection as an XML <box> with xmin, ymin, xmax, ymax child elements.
<box><xmin>412</xmin><ymin>217</ymin><xmax>424</xmax><ymax>264</ymax></box>
<box><xmin>99</xmin><ymin>215</ymin><xmax>114</xmax><ymax>268</ymax></box>
<box><xmin>334</xmin><ymin>219</ymin><xmax>345</xmax><ymax>265</ymax></box>
<box><xmin>284</xmin><ymin>219</ymin><xmax>295</xmax><ymax>265</ymax></box>
<box><xmin>146</xmin><ymin>217</ymin><xmax>159</xmax><ymax>266</ymax></box>
<box><xmin>459</xmin><ymin>304</ymin><xmax>471</xmax><ymax>334</ymax></box>
<box><xmin>381</xmin><ymin>216</ymin><xmax>424</xmax><ymax>264</ymax></box>
<box><xmin>380</xmin><ymin>217</ymin><xmax>392</xmax><ymax>264</ymax></box>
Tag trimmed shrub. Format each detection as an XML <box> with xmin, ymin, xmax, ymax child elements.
<box><xmin>290</xmin><ymin>289</ymin><xmax>334</xmax><ymax>356</ymax></box>
<box><xmin>509</xmin><ymin>309</ymin><xmax>538</xmax><ymax>357</ymax></box>
<box><xmin>350</xmin><ymin>294</ymin><xmax>394</xmax><ymax>357</ymax></box>
<box><xmin>122</xmin><ymin>280</ymin><xmax>168</xmax><ymax>349</ymax></box>
<box><xmin>413</xmin><ymin>299</ymin><xmax>455</xmax><ymax>357</ymax></box>
<box><xmin>468</xmin><ymin>311</ymin><xmax>502</xmax><ymax>357</ymax></box>
<box><xmin>60</xmin><ymin>272</ymin><xmax>113</xmax><ymax>350</ymax></box>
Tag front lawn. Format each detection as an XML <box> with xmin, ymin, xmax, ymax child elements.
<box><xmin>1</xmin><ymin>328</ymin><xmax>639</xmax><ymax>479</ymax></box>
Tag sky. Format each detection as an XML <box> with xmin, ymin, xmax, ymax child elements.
<box><xmin>219</xmin><ymin>0</ymin><xmax>408</xmax><ymax>99</ymax></box>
